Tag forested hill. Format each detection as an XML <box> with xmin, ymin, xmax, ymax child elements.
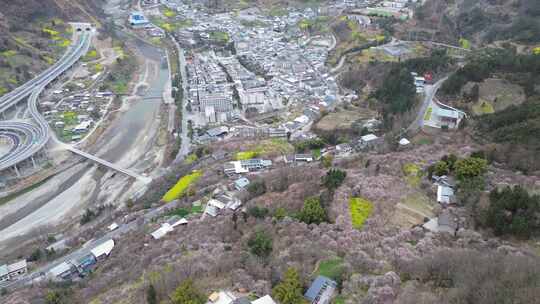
<box><xmin>405</xmin><ymin>0</ymin><xmax>540</xmax><ymax>46</ymax></box>
<box><xmin>0</xmin><ymin>0</ymin><xmax>104</xmax><ymax>96</ymax></box>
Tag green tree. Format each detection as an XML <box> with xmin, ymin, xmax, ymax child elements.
<box><xmin>273</xmin><ymin>207</ymin><xmax>287</xmax><ymax>220</ymax></box>
<box><xmin>171</xmin><ymin>279</ymin><xmax>205</xmax><ymax>304</ymax></box>
<box><xmin>486</xmin><ymin>186</ymin><xmax>540</xmax><ymax>238</ymax></box>
<box><xmin>322</xmin><ymin>154</ymin><xmax>333</xmax><ymax>168</ymax></box>
<box><xmin>298</xmin><ymin>197</ymin><xmax>327</xmax><ymax>225</ymax></box>
<box><xmin>442</xmin><ymin>154</ymin><xmax>458</xmax><ymax>170</ymax></box>
<box><xmin>455</xmin><ymin>157</ymin><xmax>487</xmax><ymax>181</ymax></box>
<box><xmin>433</xmin><ymin>161</ymin><xmax>449</xmax><ymax>176</ymax></box>
<box><xmin>248</xmin><ymin>180</ymin><xmax>267</xmax><ymax>197</ymax></box>
<box><xmin>322</xmin><ymin>169</ymin><xmax>347</xmax><ymax>191</ymax></box>
<box><xmin>247</xmin><ymin>206</ymin><xmax>269</xmax><ymax>218</ymax></box>
<box><xmin>272</xmin><ymin>268</ymin><xmax>304</xmax><ymax>304</ymax></box>
<box><xmin>247</xmin><ymin>230</ymin><xmax>273</xmax><ymax>258</ymax></box>
<box><xmin>147</xmin><ymin>284</ymin><xmax>157</xmax><ymax>304</ymax></box>
<box><xmin>45</xmin><ymin>290</ymin><xmax>71</xmax><ymax>304</ymax></box>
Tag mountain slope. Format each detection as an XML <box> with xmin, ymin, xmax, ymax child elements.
<box><xmin>0</xmin><ymin>0</ymin><xmax>104</xmax><ymax>96</ymax></box>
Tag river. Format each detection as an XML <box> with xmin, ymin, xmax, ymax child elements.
<box><xmin>0</xmin><ymin>19</ymin><xmax>168</xmax><ymax>251</ymax></box>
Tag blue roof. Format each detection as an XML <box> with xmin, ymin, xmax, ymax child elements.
<box><xmin>235</xmin><ymin>177</ymin><xmax>250</xmax><ymax>188</ymax></box>
<box><xmin>129</xmin><ymin>12</ymin><xmax>149</xmax><ymax>24</ymax></box>
<box><xmin>304</xmin><ymin>275</ymin><xmax>337</xmax><ymax>301</ymax></box>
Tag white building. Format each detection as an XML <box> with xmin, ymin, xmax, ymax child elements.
<box><xmin>91</xmin><ymin>239</ymin><xmax>115</xmax><ymax>260</ymax></box>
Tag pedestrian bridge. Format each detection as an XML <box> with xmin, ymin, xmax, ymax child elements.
<box><xmin>66</xmin><ymin>146</ymin><xmax>152</xmax><ymax>184</ymax></box>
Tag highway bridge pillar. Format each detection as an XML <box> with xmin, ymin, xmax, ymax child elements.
<box><xmin>31</xmin><ymin>156</ymin><xmax>37</xmax><ymax>168</ymax></box>
<box><xmin>13</xmin><ymin>165</ymin><xmax>20</xmax><ymax>177</ymax></box>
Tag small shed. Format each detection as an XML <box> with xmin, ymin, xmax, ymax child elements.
<box><xmin>437</xmin><ymin>185</ymin><xmax>455</xmax><ymax>205</ymax></box>
<box><xmin>49</xmin><ymin>262</ymin><xmax>75</xmax><ymax>280</ymax></box>
<box><xmin>399</xmin><ymin>138</ymin><xmax>410</xmax><ymax>146</ymax></box>
<box><xmin>151</xmin><ymin>224</ymin><xmax>174</xmax><ymax>240</ymax></box>
<box><xmin>91</xmin><ymin>239</ymin><xmax>115</xmax><ymax>260</ymax></box>
<box><xmin>234</xmin><ymin>177</ymin><xmax>250</xmax><ymax>190</ymax></box>
<box><xmin>252</xmin><ymin>295</ymin><xmax>277</xmax><ymax>304</ymax></box>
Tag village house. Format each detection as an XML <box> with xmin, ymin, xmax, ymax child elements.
<box><xmin>0</xmin><ymin>260</ymin><xmax>28</xmax><ymax>281</ymax></box>
<box><xmin>305</xmin><ymin>275</ymin><xmax>337</xmax><ymax>304</ymax></box>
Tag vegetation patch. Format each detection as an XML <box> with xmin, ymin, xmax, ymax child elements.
<box><xmin>167</xmin><ymin>204</ymin><xmax>204</xmax><ymax>218</ymax></box>
<box><xmin>184</xmin><ymin>153</ymin><xmax>198</xmax><ymax>165</ymax></box>
<box><xmin>472</xmin><ymin>100</ymin><xmax>495</xmax><ymax>115</ymax></box>
<box><xmin>0</xmin><ymin>176</ymin><xmax>54</xmax><ymax>206</ymax></box>
<box><xmin>42</xmin><ymin>28</ymin><xmax>60</xmax><ymax>37</ymax></box>
<box><xmin>254</xmin><ymin>139</ymin><xmax>294</xmax><ymax>156</ymax></box>
<box><xmin>91</xmin><ymin>63</ymin><xmax>103</xmax><ymax>73</ymax></box>
<box><xmin>402</xmin><ymin>163</ymin><xmax>423</xmax><ymax>187</ymax></box>
<box><xmin>62</xmin><ymin>111</ymin><xmax>78</xmax><ymax>125</ymax></box>
<box><xmin>402</xmin><ymin>192</ymin><xmax>434</xmax><ymax>216</ymax></box>
<box><xmin>162</xmin><ymin>170</ymin><xmax>202</xmax><ymax>202</ymax></box>
<box><xmin>268</xmin><ymin>6</ymin><xmax>287</xmax><ymax>17</ymax></box>
<box><xmin>0</xmin><ymin>50</ymin><xmax>17</xmax><ymax>58</ymax></box>
<box><xmin>316</xmin><ymin>258</ymin><xmax>345</xmax><ymax>283</ymax></box>
<box><xmin>163</xmin><ymin>8</ymin><xmax>177</xmax><ymax>18</ymax></box>
<box><xmin>349</xmin><ymin>197</ymin><xmax>374</xmax><ymax>229</ymax></box>
<box><xmin>424</xmin><ymin>107</ymin><xmax>432</xmax><ymax>121</ymax></box>
<box><xmin>235</xmin><ymin>150</ymin><xmax>259</xmax><ymax>160</ymax></box>
<box><xmin>459</xmin><ymin>38</ymin><xmax>471</xmax><ymax>49</ymax></box>
<box><xmin>153</xmin><ymin>17</ymin><xmax>192</xmax><ymax>32</ymax></box>
<box><xmin>83</xmin><ymin>49</ymin><xmax>99</xmax><ymax>62</ymax></box>
<box><xmin>235</xmin><ymin>139</ymin><xmax>292</xmax><ymax>160</ymax></box>
<box><xmin>58</xmin><ymin>39</ymin><xmax>71</xmax><ymax>48</ymax></box>
<box><xmin>210</xmin><ymin>31</ymin><xmax>230</xmax><ymax>43</ymax></box>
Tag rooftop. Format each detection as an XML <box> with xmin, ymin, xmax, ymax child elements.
<box><xmin>436</xmin><ymin>107</ymin><xmax>460</xmax><ymax>119</ymax></box>
<box><xmin>91</xmin><ymin>239</ymin><xmax>115</xmax><ymax>258</ymax></box>
<box><xmin>0</xmin><ymin>265</ymin><xmax>8</xmax><ymax>277</ymax></box>
<box><xmin>8</xmin><ymin>260</ymin><xmax>27</xmax><ymax>272</ymax></box>
<box><xmin>361</xmin><ymin>134</ymin><xmax>379</xmax><ymax>142</ymax></box>
<box><xmin>49</xmin><ymin>262</ymin><xmax>72</xmax><ymax>277</ymax></box>
<box><xmin>252</xmin><ymin>295</ymin><xmax>277</xmax><ymax>304</ymax></box>
<box><xmin>305</xmin><ymin>275</ymin><xmax>337</xmax><ymax>302</ymax></box>
<box><xmin>235</xmin><ymin>177</ymin><xmax>250</xmax><ymax>189</ymax></box>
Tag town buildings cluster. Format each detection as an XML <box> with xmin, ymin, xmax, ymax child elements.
<box><xmin>45</xmin><ymin>90</ymin><xmax>114</xmax><ymax>143</ymax></box>
<box><xmin>158</xmin><ymin>0</ymin><xmax>340</xmax><ymax>138</ymax></box>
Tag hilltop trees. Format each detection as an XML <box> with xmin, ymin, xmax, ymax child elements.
<box><xmin>486</xmin><ymin>186</ymin><xmax>540</xmax><ymax>238</ymax></box>
<box><xmin>272</xmin><ymin>268</ymin><xmax>304</xmax><ymax>304</ymax></box>
<box><xmin>298</xmin><ymin>197</ymin><xmax>327</xmax><ymax>225</ymax></box>
<box><xmin>322</xmin><ymin>169</ymin><xmax>346</xmax><ymax>191</ymax></box>
<box><xmin>247</xmin><ymin>230</ymin><xmax>273</xmax><ymax>258</ymax></box>
<box><xmin>171</xmin><ymin>279</ymin><xmax>205</xmax><ymax>304</ymax></box>
<box><xmin>455</xmin><ymin>157</ymin><xmax>487</xmax><ymax>181</ymax></box>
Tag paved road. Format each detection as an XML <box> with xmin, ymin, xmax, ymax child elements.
<box><xmin>0</xmin><ymin>198</ymin><xmax>183</xmax><ymax>289</ymax></box>
<box><xmin>0</xmin><ymin>32</ymin><xmax>92</xmax><ymax>172</ymax></box>
<box><xmin>406</xmin><ymin>77</ymin><xmax>447</xmax><ymax>133</ymax></box>
<box><xmin>171</xmin><ymin>36</ymin><xmax>192</xmax><ymax>161</ymax></box>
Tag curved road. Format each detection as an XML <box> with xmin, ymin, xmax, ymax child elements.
<box><xmin>0</xmin><ymin>32</ymin><xmax>91</xmax><ymax>172</ymax></box>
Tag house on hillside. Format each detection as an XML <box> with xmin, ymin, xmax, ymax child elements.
<box><xmin>436</xmin><ymin>108</ymin><xmax>461</xmax><ymax>129</ymax></box>
<box><xmin>224</xmin><ymin>159</ymin><xmax>273</xmax><ymax>175</ymax></box>
<box><xmin>1</xmin><ymin>260</ymin><xmax>28</xmax><ymax>281</ymax></box>
<box><xmin>73</xmin><ymin>254</ymin><xmax>97</xmax><ymax>275</ymax></box>
<box><xmin>357</xmin><ymin>134</ymin><xmax>382</xmax><ymax>151</ymax></box>
<box><xmin>305</xmin><ymin>275</ymin><xmax>337</xmax><ymax>304</ymax></box>
<box><xmin>234</xmin><ymin>177</ymin><xmax>250</xmax><ymax>191</ymax></box>
<box><xmin>91</xmin><ymin>239</ymin><xmax>115</xmax><ymax>260</ymax></box>
<box><xmin>129</xmin><ymin>12</ymin><xmax>150</xmax><ymax>28</ymax></box>
<box><xmin>437</xmin><ymin>184</ymin><xmax>455</xmax><ymax>206</ymax></box>
<box><xmin>48</xmin><ymin>262</ymin><xmax>76</xmax><ymax>280</ymax></box>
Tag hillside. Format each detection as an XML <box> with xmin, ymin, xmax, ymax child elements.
<box><xmin>0</xmin><ymin>0</ymin><xmax>104</xmax><ymax>96</ymax></box>
<box><xmin>399</xmin><ymin>0</ymin><xmax>540</xmax><ymax>47</ymax></box>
